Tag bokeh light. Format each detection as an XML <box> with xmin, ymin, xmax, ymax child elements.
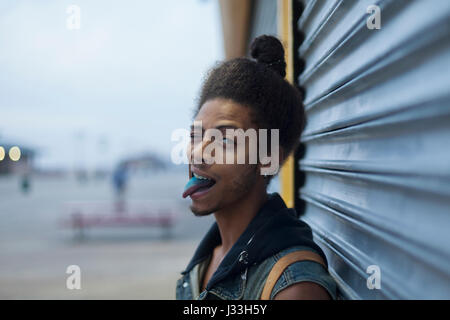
<box><xmin>9</xmin><ymin>146</ymin><xmax>21</xmax><ymax>161</ymax></box>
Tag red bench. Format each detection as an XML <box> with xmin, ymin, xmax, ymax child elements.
<box><xmin>62</xmin><ymin>201</ymin><xmax>176</xmax><ymax>239</ymax></box>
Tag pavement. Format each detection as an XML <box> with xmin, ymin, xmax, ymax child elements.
<box><xmin>0</xmin><ymin>171</ymin><xmax>215</xmax><ymax>299</ymax></box>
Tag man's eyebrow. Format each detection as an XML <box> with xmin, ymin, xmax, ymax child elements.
<box><xmin>189</xmin><ymin>124</ymin><xmax>240</xmax><ymax>131</ymax></box>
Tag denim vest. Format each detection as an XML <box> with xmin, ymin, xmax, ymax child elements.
<box><xmin>176</xmin><ymin>193</ymin><xmax>338</xmax><ymax>300</ymax></box>
<box><xmin>176</xmin><ymin>244</ymin><xmax>337</xmax><ymax>300</ymax></box>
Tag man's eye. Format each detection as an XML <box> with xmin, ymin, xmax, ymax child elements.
<box><xmin>222</xmin><ymin>137</ymin><xmax>234</xmax><ymax>144</ymax></box>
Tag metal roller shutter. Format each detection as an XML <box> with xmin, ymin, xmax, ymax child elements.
<box><xmin>248</xmin><ymin>0</ymin><xmax>278</xmax><ymax>41</ymax></box>
<box><xmin>295</xmin><ymin>0</ymin><xmax>450</xmax><ymax>299</ymax></box>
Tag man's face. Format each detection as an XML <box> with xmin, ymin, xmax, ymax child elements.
<box><xmin>186</xmin><ymin>98</ymin><xmax>262</xmax><ymax>216</ymax></box>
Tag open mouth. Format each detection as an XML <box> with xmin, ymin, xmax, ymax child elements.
<box><xmin>182</xmin><ymin>172</ymin><xmax>216</xmax><ymax>199</ymax></box>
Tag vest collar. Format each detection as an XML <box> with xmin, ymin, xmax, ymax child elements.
<box><xmin>181</xmin><ymin>192</ymin><xmax>326</xmax><ymax>291</ymax></box>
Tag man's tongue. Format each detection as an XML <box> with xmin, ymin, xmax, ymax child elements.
<box><xmin>182</xmin><ymin>176</ymin><xmax>215</xmax><ymax>198</ymax></box>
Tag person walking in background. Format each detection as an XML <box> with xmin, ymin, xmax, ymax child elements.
<box><xmin>20</xmin><ymin>173</ymin><xmax>31</xmax><ymax>194</ymax></box>
<box><xmin>112</xmin><ymin>162</ymin><xmax>128</xmax><ymax>213</ymax></box>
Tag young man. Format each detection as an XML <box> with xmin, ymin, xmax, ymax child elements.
<box><xmin>176</xmin><ymin>36</ymin><xmax>337</xmax><ymax>300</ymax></box>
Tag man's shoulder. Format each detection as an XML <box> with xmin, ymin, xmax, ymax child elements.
<box><xmin>256</xmin><ymin>245</ymin><xmax>322</xmax><ymax>267</ymax></box>
<box><xmin>246</xmin><ymin>245</ymin><xmax>337</xmax><ymax>300</ymax></box>
<box><xmin>270</xmin><ymin>246</ymin><xmax>337</xmax><ymax>300</ymax></box>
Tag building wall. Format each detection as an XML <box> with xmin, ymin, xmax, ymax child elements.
<box><xmin>294</xmin><ymin>0</ymin><xmax>450</xmax><ymax>299</ymax></box>
<box><xmin>248</xmin><ymin>0</ymin><xmax>278</xmax><ymax>47</ymax></box>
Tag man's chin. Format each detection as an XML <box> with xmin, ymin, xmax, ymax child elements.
<box><xmin>190</xmin><ymin>204</ymin><xmax>217</xmax><ymax>217</ymax></box>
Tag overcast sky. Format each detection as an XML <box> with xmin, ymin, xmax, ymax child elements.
<box><xmin>0</xmin><ymin>0</ymin><xmax>223</xmax><ymax>171</ymax></box>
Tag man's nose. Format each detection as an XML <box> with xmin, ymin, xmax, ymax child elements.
<box><xmin>188</xmin><ymin>138</ymin><xmax>212</xmax><ymax>164</ymax></box>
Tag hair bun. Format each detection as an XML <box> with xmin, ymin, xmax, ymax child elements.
<box><xmin>250</xmin><ymin>35</ymin><xmax>286</xmax><ymax>78</ymax></box>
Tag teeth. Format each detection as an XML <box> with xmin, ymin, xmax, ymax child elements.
<box><xmin>193</xmin><ymin>172</ymin><xmax>209</xmax><ymax>180</ymax></box>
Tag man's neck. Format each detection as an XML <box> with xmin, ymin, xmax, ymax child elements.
<box><xmin>213</xmin><ymin>185</ymin><xmax>268</xmax><ymax>256</ymax></box>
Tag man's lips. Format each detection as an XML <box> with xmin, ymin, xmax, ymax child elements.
<box><xmin>190</xmin><ymin>167</ymin><xmax>216</xmax><ymax>181</ymax></box>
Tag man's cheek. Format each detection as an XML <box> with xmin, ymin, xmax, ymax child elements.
<box><xmin>186</xmin><ymin>143</ymin><xmax>192</xmax><ymax>162</ymax></box>
<box><xmin>229</xmin><ymin>143</ymin><xmax>248</xmax><ymax>164</ymax></box>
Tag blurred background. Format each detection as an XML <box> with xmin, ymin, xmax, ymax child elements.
<box><xmin>2</xmin><ymin>0</ymin><xmax>449</xmax><ymax>300</ymax></box>
<box><xmin>0</xmin><ymin>0</ymin><xmax>281</xmax><ymax>299</ymax></box>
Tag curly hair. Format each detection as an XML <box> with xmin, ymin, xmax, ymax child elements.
<box><xmin>195</xmin><ymin>35</ymin><xmax>305</xmax><ymax>163</ymax></box>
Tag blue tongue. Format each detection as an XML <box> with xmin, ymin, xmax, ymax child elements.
<box><xmin>184</xmin><ymin>176</ymin><xmax>203</xmax><ymax>191</ymax></box>
<box><xmin>182</xmin><ymin>176</ymin><xmax>214</xmax><ymax>198</ymax></box>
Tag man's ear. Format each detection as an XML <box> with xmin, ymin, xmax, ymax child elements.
<box><xmin>259</xmin><ymin>147</ymin><xmax>284</xmax><ymax>176</ymax></box>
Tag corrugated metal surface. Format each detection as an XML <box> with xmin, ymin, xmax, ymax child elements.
<box><xmin>296</xmin><ymin>0</ymin><xmax>450</xmax><ymax>299</ymax></box>
<box><xmin>248</xmin><ymin>0</ymin><xmax>278</xmax><ymax>45</ymax></box>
